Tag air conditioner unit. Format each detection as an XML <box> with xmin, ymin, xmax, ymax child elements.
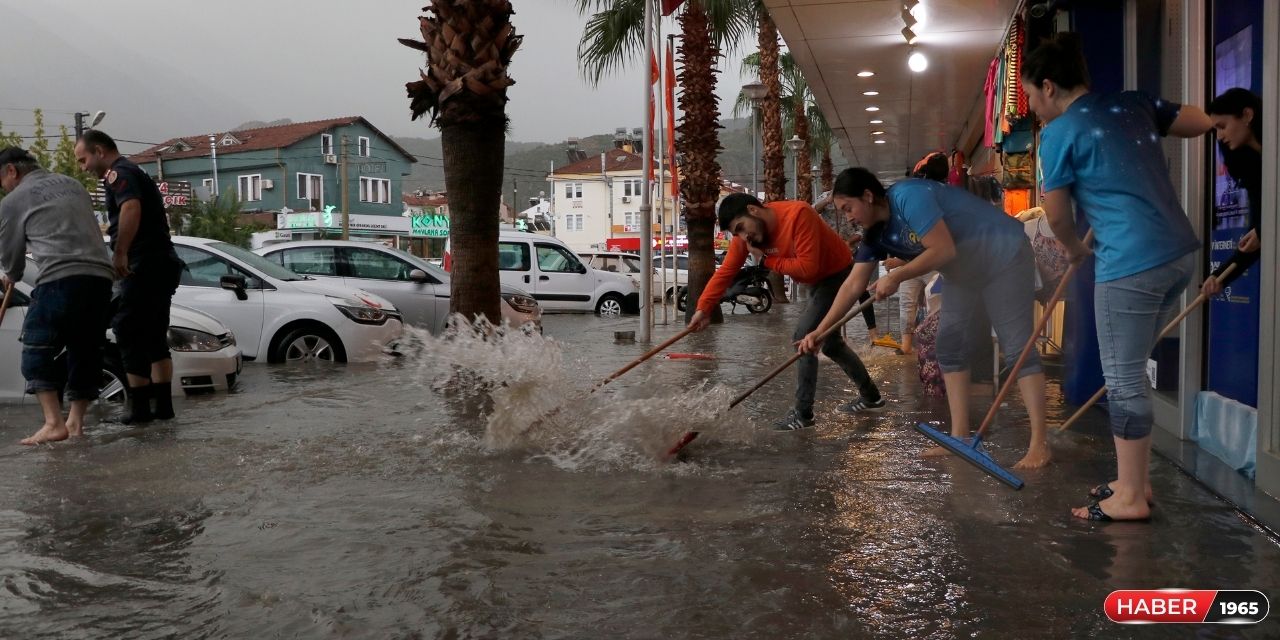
<box><xmin>261</xmin><ymin>179</ymin><xmax>274</xmax><ymax>190</ymax></box>
<box><xmin>621</xmin><ymin>196</ymin><xmax>631</xmax><ymax>203</ymax></box>
<box><xmin>323</xmin><ymin>154</ymin><xmax>338</xmax><ymax>165</ymax></box>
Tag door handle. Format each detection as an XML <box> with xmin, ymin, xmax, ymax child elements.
<box><xmin>523</xmin><ymin>275</ymin><xmax>530</xmax><ymax>284</ymax></box>
<box><xmin>539</xmin><ymin>276</ymin><xmax>550</xmax><ymax>281</ymax></box>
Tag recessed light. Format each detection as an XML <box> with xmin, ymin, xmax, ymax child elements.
<box><xmin>901</xmin><ymin>26</ymin><xmax>918</xmax><ymax>45</ymax></box>
<box><xmin>871</xmin><ymin>131</ymin><xmax>885</xmax><ymax>135</ymax></box>
<box><xmin>863</xmin><ymin>91</ymin><xmax>879</xmax><ymax>96</ymax></box>
<box><xmin>857</xmin><ymin>71</ymin><xmax>875</xmax><ymax>77</ymax></box>
<box><xmin>866</xmin><ymin>106</ymin><xmax>880</xmax><ymax>112</ymax></box>
<box><xmin>909</xmin><ymin>51</ymin><xmax>928</xmax><ymax>73</ymax></box>
<box><xmin>869</xmin><ymin>119</ymin><xmax>884</xmax><ymax>124</ymax></box>
<box><xmin>874</xmin><ymin>140</ymin><xmax>887</xmax><ymax>144</ymax></box>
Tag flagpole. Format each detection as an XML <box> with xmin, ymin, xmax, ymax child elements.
<box><xmin>639</xmin><ymin>0</ymin><xmax>655</xmax><ymax>343</ymax></box>
<box><xmin>656</xmin><ymin>12</ymin><xmax>668</xmax><ymax>325</ymax></box>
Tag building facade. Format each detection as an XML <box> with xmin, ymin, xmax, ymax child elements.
<box><xmin>548</xmin><ymin>150</ymin><xmax>676</xmax><ymax>252</ymax></box>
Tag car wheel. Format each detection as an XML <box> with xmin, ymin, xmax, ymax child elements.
<box><xmin>99</xmin><ymin>351</ymin><xmax>128</xmax><ymax>405</ymax></box>
<box><xmin>595</xmin><ymin>293</ymin><xmax>624</xmax><ymax>317</ymax></box>
<box><xmin>272</xmin><ymin>325</ymin><xmax>347</xmax><ymax>363</ymax></box>
<box><xmin>675</xmin><ymin>287</ymin><xmax>688</xmax><ymax>312</ymax></box>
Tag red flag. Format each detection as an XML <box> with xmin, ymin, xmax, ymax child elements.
<box><xmin>664</xmin><ymin>42</ymin><xmax>679</xmax><ymax>198</ymax></box>
<box><xmin>647</xmin><ymin>50</ymin><xmax>659</xmax><ymax>184</ymax></box>
<box><xmin>661</xmin><ymin>0</ymin><xmax>685</xmax><ymax>16</ymax></box>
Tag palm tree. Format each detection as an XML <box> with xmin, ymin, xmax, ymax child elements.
<box><xmin>755</xmin><ymin>7</ymin><xmax>785</xmax><ymax>203</ymax></box>
<box><xmin>739</xmin><ymin>51</ymin><xmax>818</xmax><ymax>201</ymax></box>
<box><xmin>400</xmin><ymin>1</ymin><xmax>521</xmax><ymax>326</ymax></box>
<box><xmin>810</xmin><ymin>105</ymin><xmax>835</xmax><ymax>196</ymax></box>
<box><xmin>576</xmin><ymin>0</ymin><xmax>754</xmax><ymax>323</ymax></box>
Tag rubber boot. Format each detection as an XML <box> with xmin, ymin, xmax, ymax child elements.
<box><xmin>152</xmin><ymin>382</ymin><xmax>175</xmax><ymax>420</ymax></box>
<box><xmin>119</xmin><ymin>385</ymin><xmax>153</xmax><ymax>425</ymax></box>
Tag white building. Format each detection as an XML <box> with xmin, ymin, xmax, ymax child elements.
<box><xmin>548</xmin><ymin>149</ymin><xmax>676</xmax><ymax>253</ymax></box>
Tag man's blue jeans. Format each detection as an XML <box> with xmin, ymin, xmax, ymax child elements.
<box><xmin>21</xmin><ymin>275</ymin><xmax>113</xmax><ymax>401</ymax></box>
<box><xmin>1095</xmin><ymin>254</ymin><xmax>1194</xmax><ymax>440</ymax></box>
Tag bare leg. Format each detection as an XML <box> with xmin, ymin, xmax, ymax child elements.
<box><xmin>901</xmin><ymin>329</ymin><xmax>915</xmax><ymax>355</ymax></box>
<box><xmin>1074</xmin><ymin>436</ymin><xmax>1152</xmax><ymax>520</ymax></box>
<box><xmin>21</xmin><ymin>391</ymin><xmax>69</xmax><ymax>445</ymax></box>
<box><xmin>1013</xmin><ymin>372</ymin><xmax>1052</xmax><ymax>469</ymax></box>
<box><xmin>64</xmin><ymin>399</ymin><xmax>93</xmax><ymax>438</ymax></box>
<box><xmin>151</xmin><ymin>359</ymin><xmax>173</xmax><ymax>384</ymax></box>
<box><xmin>924</xmin><ymin>370</ymin><xmax>971</xmax><ymax>457</ymax></box>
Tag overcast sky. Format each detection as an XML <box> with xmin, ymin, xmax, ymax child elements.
<box><xmin>1</xmin><ymin>0</ymin><xmax>751</xmax><ymax>153</ymax></box>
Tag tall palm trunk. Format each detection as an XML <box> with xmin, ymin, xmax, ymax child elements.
<box><xmin>794</xmin><ymin>100</ymin><xmax>812</xmax><ymax>203</ymax></box>
<box><xmin>677</xmin><ymin>2</ymin><xmax>724</xmax><ymax>324</ymax></box>
<box><xmin>401</xmin><ymin>1</ymin><xmax>520</xmax><ymax>326</ymax></box>
<box><xmin>757</xmin><ymin>13</ymin><xmax>785</xmax><ymax>203</ymax></box>
<box><xmin>820</xmin><ymin>147</ymin><xmax>833</xmax><ymax>194</ymax></box>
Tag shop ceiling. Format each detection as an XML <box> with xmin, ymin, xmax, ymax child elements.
<box><xmin>764</xmin><ymin>0</ymin><xmax>1019</xmax><ymax>181</ymax></box>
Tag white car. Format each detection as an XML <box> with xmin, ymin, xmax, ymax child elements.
<box><xmin>464</xmin><ymin>231</ymin><xmax>639</xmax><ymax>316</ymax></box>
<box><xmin>579</xmin><ymin>250</ymin><xmax>689</xmax><ymax>303</ymax></box>
<box><xmin>171</xmin><ymin>237</ymin><xmax>402</xmax><ymax>363</ymax></box>
<box><xmin>255</xmin><ymin>240</ymin><xmax>541</xmax><ymax>334</ymax></box>
<box><xmin>0</xmin><ymin>260</ymin><xmax>242</xmax><ymax>403</ymax></box>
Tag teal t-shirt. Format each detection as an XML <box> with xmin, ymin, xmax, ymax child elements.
<box><xmin>1038</xmin><ymin>91</ymin><xmax>1199</xmax><ymax>282</ymax></box>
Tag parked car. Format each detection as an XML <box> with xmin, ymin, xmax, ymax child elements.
<box><xmin>1</xmin><ymin>259</ymin><xmax>242</xmax><ymax>403</ymax></box>
<box><xmin>171</xmin><ymin>237</ymin><xmax>402</xmax><ymax>363</ymax></box>
<box><xmin>256</xmin><ymin>240</ymin><xmax>541</xmax><ymax>333</ymax></box>
<box><xmin>578</xmin><ymin>250</ymin><xmax>688</xmax><ymax>303</ymax></box>
<box><xmin>448</xmin><ymin>231</ymin><xmax>640</xmax><ymax>316</ymax></box>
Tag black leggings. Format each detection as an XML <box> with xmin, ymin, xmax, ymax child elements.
<box><xmin>858</xmin><ymin>291</ymin><xmax>876</xmax><ymax>329</ymax></box>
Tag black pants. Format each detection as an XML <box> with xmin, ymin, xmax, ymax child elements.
<box><xmin>113</xmin><ymin>257</ymin><xmax>181</xmax><ymax>378</ymax></box>
<box><xmin>21</xmin><ymin>276</ymin><xmax>113</xmax><ymax>400</ymax></box>
<box><xmin>792</xmin><ymin>268</ymin><xmax>880</xmax><ymax>417</ymax></box>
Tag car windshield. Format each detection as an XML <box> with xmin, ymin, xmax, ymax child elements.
<box><xmin>210</xmin><ymin>242</ymin><xmax>306</xmax><ymax>281</ymax></box>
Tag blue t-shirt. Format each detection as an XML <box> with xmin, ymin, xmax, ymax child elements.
<box><xmin>1039</xmin><ymin>91</ymin><xmax>1199</xmax><ymax>282</ymax></box>
<box><xmin>855</xmin><ymin>179</ymin><xmax>1027</xmax><ymax>282</ymax></box>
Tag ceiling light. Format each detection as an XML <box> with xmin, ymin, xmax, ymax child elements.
<box><xmin>865</xmin><ymin>106</ymin><xmax>880</xmax><ymax>112</ymax></box>
<box><xmin>904</xmin><ymin>0</ymin><xmax>920</xmax><ymax>9</ymax></box>
<box><xmin>901</xmin><ymin>8</ymin><xmax>917</xmax><ymax>29</ymax></box>
<box><xmin>908</xmin><ymin>51</ymin><xmax>928</xmax><ymax>72</ymax></box>
<box><xmin>869</xmin><ymin>119</ymin><xmax>884</xmax><ymax>124</ymax></box>
<box><xmin>874</xmin><ymin>140</ymin><xmax>887</xmax><ymax>144</ymax></box>
<box><xmin>863</xmin><ymin>91</ymin><xmax>879</xmax><ymax>96</ymax></box>
<box><xmin>901</xmin><ymin>26</ymin><xmax>918</xmax><ymax>45</ymax></box>
<box><xmin>871</xmin><ymin>131</ymin><xmax>885</xmax><ymax>135</ymax></box>
<box><xmin>857</xmin><ymin>70</ymin><xmax>875</xmax><ymax>77</ymax></box>
<box><xmin>912</xmin><ymin>3</ymin><xmax>927</xmax><ymax>24</ymax></box>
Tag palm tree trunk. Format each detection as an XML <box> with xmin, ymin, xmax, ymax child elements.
<box><xmin>442</xmin><ymin>122</ymin><xmax>504</xmax><ymax>325</ymax></box>
<box><xmin>758</xmin><ymin>12</ymin><xmax>785</xmax><ymax>202</ymax></box>
<box><xmin>820</xmin><ymin>147</ymin><xmax>834</xmax><ymax>194</ymax></box>
<box><xmin>677</xmin><ymin>2</ymin><xmax>724</xmax><ymax>324</ymax></box>
<box><xmin>795</xmin><ymin>100</ymin><xmax>812</xmax><ymax>204</ymax></box>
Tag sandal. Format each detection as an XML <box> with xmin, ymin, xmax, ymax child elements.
<box><xmin>1079</xmin><ymin>501</ymin><xmax>1151</xmax><ymax>523</ymax></box>
<box><xmin>1088</xmin><ymin>483</ymin><xmax>1155</xmax><ymax>506</ymax></box>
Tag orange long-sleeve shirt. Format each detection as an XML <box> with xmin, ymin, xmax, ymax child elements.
<box><xmin>696</xmin><ymin>200</ymin><xmax>852</xmax><ymax>315</ymax></box>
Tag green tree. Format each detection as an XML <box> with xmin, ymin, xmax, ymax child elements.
<box><xmin>182</xmin><ymin>193</ymin><xmax>263</xmax><ymax>248</ymax></box>
<box><xmin>401</xmin><ymin>0</ymin><xmax>521</xmax><ymax>326</ymax></box>
<box><xmin>0</xmin><ymin>110</ymin><xmax>98</xmax><ymax>203</ymax></box>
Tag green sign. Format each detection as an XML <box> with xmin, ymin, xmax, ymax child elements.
<box><xmin>411</xmin><ymin>213</ymin><xmax>449</xmax><ymax>238</ymax></box>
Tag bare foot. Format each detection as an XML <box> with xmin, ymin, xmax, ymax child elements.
<box><xmin>21</xmin><ymin>423</ymin><xmax>69</xmax><ymax>445</ymax></box>
<box><xmin>921</xmin><ymin>445</ymin><xmax>954</xmax><ymax>458</ymax></box>
<box><xmin>65</xmin><ymin>422</ymin><xmax>85</xmax><ymax>438</ymax></box>
<box><xmin>1013</xmin><ymin>444</ymin><xmax>1053</xmax><ymax>470</ymax></box>
<box><xmin>1072</xmin><ymin>493</ymin><xmax>1151</xmax><ymax>521</ymax></box>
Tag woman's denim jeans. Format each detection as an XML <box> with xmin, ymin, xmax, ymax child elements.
<box><xmin>1095</xmin><ymin>253</ymin><xmax>1194</xmax><ymax>440</ymax></box>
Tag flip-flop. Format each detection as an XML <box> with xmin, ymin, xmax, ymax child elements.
<box><xmin>1080</xmin><ymin>501</ymin><xmax>1151</xmax><ymax>523</ymax></box>
<box><xmin>1088</xmin><ymin>483</ymin><xmax>1155</xmax><ymax>506</ymax></box>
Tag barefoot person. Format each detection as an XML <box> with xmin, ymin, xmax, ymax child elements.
<box><xmin>798</xmin><ymin>168</ymin><xmax>1051</xmax><ymax>469</ymax></box>
<box><xmin>0</xmin><ymin>147</ymin><xmax>114</xmax><ymax>444</ymax></box>
<box><xmin>1024</xmin><ymin>34</ymin><xmax>1212</xmax><ymax>521</ymax></box>
<box><xmin>1202</xmin><ymin>88</ymin><xmax>1263</xmax><ymax>297</ymax></box>
<box><xmin>75</xmin><ymin>130</ymin><xmax>183</xmax><ymax>424</ymax></box>
<box><xmin>688</xmin><ymin>193</ymin><xmax>883</xmax><ymax>431</ymax></box>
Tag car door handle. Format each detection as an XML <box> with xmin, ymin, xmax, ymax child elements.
<box><xmin>523</xmin><ymin>275</ymin><xmax>531</xmax><ymax>284</ymax></box>
<box><xmin>539</xmin><ymin>276</ymin><xmax>550</xmax><ymax>281</ymax></box>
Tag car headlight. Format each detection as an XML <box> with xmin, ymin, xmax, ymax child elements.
<box><xmin>501</xmin><ymin>292</ymin><xmax>539</xmax><ymax>314</ymax></box>
<box><xmin>167</xmin><ymin>327</ymin><xmax>223</xmax><ymax>352</ymax></box>
<box><xmin>328</xmin><ymin>295</ymin><xmax>389</xmax><ymax>325</ymax></box>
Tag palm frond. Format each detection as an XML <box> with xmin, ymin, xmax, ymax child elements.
<box><xmin>576</xmin><ymin>0</ymin><xmax>647</xmax><ymax>87</ymax></box>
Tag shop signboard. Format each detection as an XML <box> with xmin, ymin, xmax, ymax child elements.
<box><xmin>410</xmin><ymin>209</ymin><xmax>449</xmax><ymax>237</ymax></box>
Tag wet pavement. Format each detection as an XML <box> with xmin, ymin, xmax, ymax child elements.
<box><xmin>1</xmin><ymin>302</ymin><xmax>1278</xmax><ymax>639</ymax></box>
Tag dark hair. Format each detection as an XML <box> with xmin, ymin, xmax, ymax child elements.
<box><xmin>1207</xmin><ymin>87</ymin><xmax>1263</xmax><ymax>143</ymax></box>
<box><xmin>1021</xmin><ymin>32</ymin><xmax>1090</xmax><ymax>91</ymax></box>
<box><xmin>717</xmin><ymin>192</ymin><xmax>763</xmax><ymax>231</ymax></box>
<box><xmin>832</xmin><ymin>167</ymin><xmax>886</xmax><ymax>200</ymax></box>
<box><xmin>912</xmin><ymin>152</ymin><xmax>949</xmax><ymax>182</ymax></box>
<box><xmin>79</xmin><ymin>129</ymin><xmax>118</xmax><ymax>153</ymax></box>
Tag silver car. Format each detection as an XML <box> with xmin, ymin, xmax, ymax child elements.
<box><xmin>255</xmin><ymin>240</ymin><xmax>541</xmax><ymax>333</ymax></box>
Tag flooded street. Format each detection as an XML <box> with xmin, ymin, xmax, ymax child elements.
<box><xmin>1</xmin><ymin>305</ymin><xmax>1278</xmax><ymax>639</ymax></box>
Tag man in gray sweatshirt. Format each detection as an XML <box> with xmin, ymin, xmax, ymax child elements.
<box><xmin>0</xmin><ymin>147</ymin><xmax>114</xmax><ymax>444</ymax></box>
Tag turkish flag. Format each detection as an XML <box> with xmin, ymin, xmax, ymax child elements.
<box><xmin>661</xmin><ymin>0</ymin><xmax>685</xmax><ymax>16</ymax></box>
<box><xmin>664</xmin><ymin>42</ymin><xmax>679</xmax><ymax>198</ymax></box>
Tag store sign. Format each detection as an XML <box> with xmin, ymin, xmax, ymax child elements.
<box><xmin>156</xmin><ymin>181</ymin><xmax>192</xmax><ymax>208</ymax></box>
<box><xmin>280</xmin><ymin>210</ymin><xmax>411</xmax><ymax>234</ymax></box>
<box><xmin>411</xmin><ymin>213</ymin><xmax>450</xmax><ymax>237</ymax></box>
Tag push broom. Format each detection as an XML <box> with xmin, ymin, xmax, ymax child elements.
<box><xmin>1056</xmin><ymin>262</ymin><xmax>1238</xmax><ymax>432</ymax></box>
<box><xmin>914</xmin><ymin>230</ymin><xmax>1093</xmax><ymax>490</ymax></box>
<box><xmin>0</xmin><ymin>282</ymin><xmax>12</xmax><ymax>327</ymax></box>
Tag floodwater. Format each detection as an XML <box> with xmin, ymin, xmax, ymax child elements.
<box><xmin>1</xmin><ymin>303</ymin><xmax>1278</xmax><ymax>639</ymax></box>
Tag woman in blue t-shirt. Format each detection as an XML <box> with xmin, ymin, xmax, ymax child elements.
<box><xmin>799</xmin><ymin>168</ymin><xmax>1051</xmax><ymax>471</ymax></box>
<box><xmin>1025</xmin><ymin>33</ymin><xmax>1212</xmax><ymax>522</ymax></box>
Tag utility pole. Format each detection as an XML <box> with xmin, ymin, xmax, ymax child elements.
<box><xmin>549</xmin><ymin>160</ymin><xmax>556</xmax><ymax>237</ymax></box>
<box><xmin>603</xmin><ymin>152</ymin><xmax>614</xmax><ymax>240</ymax></box>
<box><xmin>341</xmin><ymin>135</ymin><xmax>350</xmax><ymax>240</ymax></box>
<box><xmin>74</xmin><ymin>113</ymin><xmax>85</xmax><ymax>140</ymax></box>
<box><xmin>512</xmin><ymin>178</ymin><xmax>518</xmax><ymax>225</ymax></box>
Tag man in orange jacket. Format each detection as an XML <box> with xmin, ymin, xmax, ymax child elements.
<box><xmin>688</xmin><ymin>193</ymin><xmax>883</xmax><ymax>430</ymax></box>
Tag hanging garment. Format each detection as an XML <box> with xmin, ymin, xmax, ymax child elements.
<box><xmin>948</xmin><ymin>150</ymin><xmax>966</xmax><ymax>187</ymax></box>
<box><xmin>983</xmin><ymin>56</ymin><xmax>1000</xmax><ymax>148</ymax></box>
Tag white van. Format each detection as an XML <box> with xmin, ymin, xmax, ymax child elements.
<box><xmin>448</xmin><ymin>231</ymin><xmax>639</xmax><ymax>316</ymax></box>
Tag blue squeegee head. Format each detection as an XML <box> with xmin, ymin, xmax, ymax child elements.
<box><xmin>914</xmin><ymin>423</ymin><xmax>1025</xmax><ymax>490</ymax></box>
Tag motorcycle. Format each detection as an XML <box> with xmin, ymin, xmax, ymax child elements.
<box><xmin>676</xmin><ymin>263</ymin><xmax>773</xmax><ymax>314</ymax></box>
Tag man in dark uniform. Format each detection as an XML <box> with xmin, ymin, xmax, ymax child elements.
<box><xmin>75</xmin><ymin>130</ymin><xmax>183</xmax><ymax>423</ymax></box>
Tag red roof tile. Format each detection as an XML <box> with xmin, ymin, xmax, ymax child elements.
<box><xmin>403</xmin><ymin>194</ymin><xmax>448</xmax><ymax>207</ymax></box>
<box><xmin>129</xmin><ymin>116</ymin><xmax>416</xmax><ymax>164</ymax></box>
<box><xmin>552</xmin><ymin>149</ymin><xmax>644</xmax><ymax>175</ymax></box>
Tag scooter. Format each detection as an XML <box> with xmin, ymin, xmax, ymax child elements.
<box><xmin>676</xmin><ymin>263</ymin><xmax>773</xmax><ymax>314</ymax></box>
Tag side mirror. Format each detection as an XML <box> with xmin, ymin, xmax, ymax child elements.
<box><xmin>220</xmin><ymin>274</ymin><xmax>249</xmax><ymax>301</ymax></box>
<box><xmin>577</xmin><ymin>263</ymin><xmax>588</xmax><ymax>275</ymax></box>
<box><xmin>409</xmin><ymin>268</ymin><xmax>431</xmax><ymax>283</ymax></box>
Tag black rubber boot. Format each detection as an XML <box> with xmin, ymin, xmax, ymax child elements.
<box><xmin>152</xmin><ymin>382</ymin><xmax>175</xmax><ymax>420</ymax></box>
<box><xmin>119</xmin><ymin>384</ymin><xmax>154</xmax><ymax>425</ymax></box>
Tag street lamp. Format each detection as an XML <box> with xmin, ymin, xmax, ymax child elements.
<box><xmin>74</xmin><ymin>110</ymin><xmax>106</xmax><ymax>138</ymax></box>
<box><xmin>787</xmin><ymin>134</ymin><xmax>803</xmax><ymax>199</ymax></box>
<box><xmin>742</xmin><ymin>80</ymin><xmax>767</xmax><ymax>198</ymax></box>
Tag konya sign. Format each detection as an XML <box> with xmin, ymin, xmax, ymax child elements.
<box><xmin>411</xmin><ymin>212</ymin><xmax>449</xmax><ymax>237</ymax></box>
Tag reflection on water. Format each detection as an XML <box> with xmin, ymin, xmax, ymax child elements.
<box><xmin>0</xmin><ymin>309</ymin><xmax>1277</xmax><ymax>639</ymax></box>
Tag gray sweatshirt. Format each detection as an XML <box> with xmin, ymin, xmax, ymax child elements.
<box><xmin>0</xmin><ymin>169</ymin><xmax>114</xmax><ymax>286</ymax></box>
